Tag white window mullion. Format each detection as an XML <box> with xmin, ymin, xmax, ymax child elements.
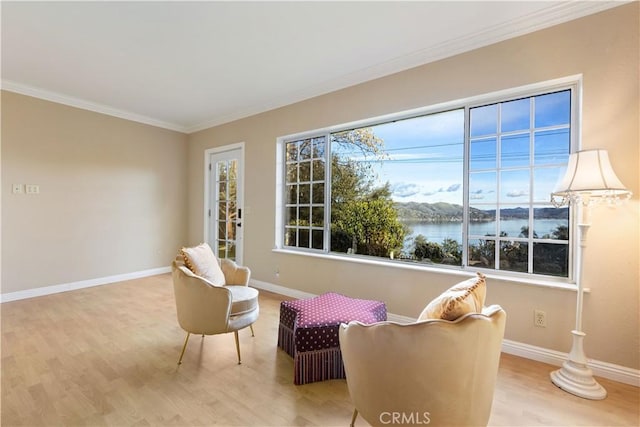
<box><xmin>495</xmin><ymin>103</ymin><xmax>502</xmax><ymax>270</ymax></box>
<box><xmin>462</xmin><ymin>106</ymin><xmax>471</xmax><ymax>268</ymax></box>
<box><xmin>528</xmin><ymin>96</ymin><xmax>535</xmax><ymax>274</ymax></box>
<box><xmin>324</xmin><ymin>132</ymin><xmax>332</xmax><ymax>253</ymax></box>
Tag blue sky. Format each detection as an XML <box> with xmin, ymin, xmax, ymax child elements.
<box><xmin>336</xmin><ymin>90</ymin><xmax>571</xmax><ymax>206</ymax></box>
<box><xmin>374</xmin><ymin>109</ymin><xmax>465</xmax><ymax>204</ymax></box>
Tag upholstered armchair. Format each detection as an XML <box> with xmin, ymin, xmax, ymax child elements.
<box><xmin>172</xmin><ymin>243</ymin><xmax>259</xmax><ymax>365</ymax></box>
<box><xmin>339</xmin><ymin>304</ymin><xmax>506</xmax><ymax>427</ymax></box>
<box><xmin>174</xmin><ymin>254</ymin><xmax>251</xmax><ymax>286</ymax></box>
<box><xmin>219</xmin><ymin>258</ymin><xmax>251</xmax><ymax>286</ymax></box>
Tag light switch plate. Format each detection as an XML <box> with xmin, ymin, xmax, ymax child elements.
<box><xmin>12</xmin><ymin>184</ymin><xmax>24</xmax><ymax>194</ymax></box>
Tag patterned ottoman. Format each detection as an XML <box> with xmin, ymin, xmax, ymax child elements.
<box><xmin>277</xmin><ymin>292</ymin><xmax>387</xmax><ymax>385</ymax></box>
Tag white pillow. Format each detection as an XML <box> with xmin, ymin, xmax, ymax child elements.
<box><xmin>180</xmin><ymin>243</ymin><xmax>226</xmax><ymax>286</ymax></box>
<box><xmin>418</xmin><ymin>272</ymin><xmax>486</xmax><ymax>321</ymax></box>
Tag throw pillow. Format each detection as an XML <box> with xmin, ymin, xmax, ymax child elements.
<box><xmin>180</xmin><ymin>243</ymin><xmax>226</xmax><ymax>286</ymax></box>
<box><xmin>418</xmin><ymin>272</ymin><xmax>486</xmax><ymax>321</ymax></box>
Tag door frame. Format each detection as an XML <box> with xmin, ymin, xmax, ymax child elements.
<box><xmin>204</xmin><ymin>142</ymin><xmax>245</xmax><ymax>264</ymax></box>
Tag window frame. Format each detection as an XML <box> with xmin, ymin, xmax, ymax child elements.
<box><xmin>463</xmin><ymin>89</ymin><xmax>575</xmax><ymax>277</ymax></box>
<box><xmin>275</xmin><ymin>76</ymin><xmax>581</xmax><ymax>284</ymax></box>
<box><xmin>282</xmin><ymin>136</ymin><xmax>329</xmax><ymax>251</ymax></box>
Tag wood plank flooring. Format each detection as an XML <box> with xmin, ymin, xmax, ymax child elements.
<box><xmin>1</xmin><ymin>273</ymin><xmax>638</xmax><ymax>426</ymax></box>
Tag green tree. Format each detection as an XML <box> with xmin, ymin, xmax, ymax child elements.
<box><xmin>413</xmin><ymin>234</ymin><xmax>428</xmax><ymax>257</ymax></box>
<box><xmin>409</xmin><ymin>235</ymin><xmax>462</xmax><ymax>265</ymax></box>
<box><xmin>551</xmin><ymin>225</ymin><xmax>569</xmax><ymax>240</ymax></box>
<box><xmin>330</xmin><ymin>129</ymin><xmax>405</xmax><ymax>257</ymax></box>
<box><xmin>534</xmin><ymin>224</ymin><xmax>569</xmax><ymax>276</ymax></box>
<box><xmin>469</xmin><ymin>238</ymin><xmax>496</xmax><ymax>268</ymax></box>
<box><xmin>519</xmin><ymin>225</ymin><xmax>538</xmax><ymax>239</ymax></box>
<box><xmin>441</xmin><ymin>238</ymin><xmax>462</xmax><ymax>265</ymax></box>
<box><xmin>333</xmin><ymin>185</ymin><xmax>405</xmax><ymax>257</ymax></box>
<box><xmin>330</xmin><ymin>128</ymin><xmax>385</xmax><ymax>202</ymax></box>
<box><xmin>413</xmin><ymin>234</ymin><xmax>444</xmax><ymax>262</ymax></box>
<box><xmin>500</xmin><ymin>240</ymin><xmax>528</xmax><ymax>272</ymax></box>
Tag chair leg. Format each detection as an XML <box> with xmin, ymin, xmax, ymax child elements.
<box><xmin>350</xmin><ymin>408</ymin><xmax>358</xmax><ymax>427</ymax></box>
<box><xmin>249</xmin><ymin>324</ymin><xmax>255</xmax><ymax>337</ymax></box>
<box><xmin>234</xmin><ymin>330</ymin><xmax>241</xmax><ymax>364</ymax></box>
<box><xmin>178</xmin><ymin>332</ymin><xmax>191</xmax><ymax>365</ymax></box>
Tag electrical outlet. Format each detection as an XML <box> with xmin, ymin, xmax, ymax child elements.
<box><xmin>26</xmin><ymin>184</ymin><xmax>40</xmax><ymax>194</ymax></box>
<box><xmin>12</xmin><ymin>184</ymin><xmax>24</xmax><ymax>194</ymax></box>
<box><xmin>534</xmin><ymin>309</ymin><xmax>547</xmax><ymax>327</ymax></box>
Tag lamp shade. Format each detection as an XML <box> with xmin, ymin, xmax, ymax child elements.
<box><xmin>552</xmin><ymin>149</ymin><xmax>631</xmax><ymax>202</ymax></box>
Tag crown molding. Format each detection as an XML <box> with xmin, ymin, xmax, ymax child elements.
<box><xmin>3</xmin><ymin>1</ymin><xmax>628</xmax><ymax>135</ymax></box>
<box><xmin>1</xmin><ymin>80</ymin><xmax>188</xmax><ymax>133</ymax></box>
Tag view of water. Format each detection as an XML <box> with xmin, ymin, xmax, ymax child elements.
<box><xmin>402</xmin><ymin>219</ymin><xmax>567</xmax><ymax>248</ymax></box>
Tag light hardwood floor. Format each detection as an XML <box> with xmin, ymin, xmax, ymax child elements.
<box><xmin>1</xmin><ymin>273</ymin><xmax>638</xmax><ymax>426</ymax></box>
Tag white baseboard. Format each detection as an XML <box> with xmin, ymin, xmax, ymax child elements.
<box><xmin>501</xmin><ymin>339</ymin><xmax>640</xmax><ymax>387</ymax></box>
<box><xmin>0</xmin><ymin>266</ymin><xmax>171</xmax><ymax>303</ymax></box>
<box><xmin>250</xmin><ymin>278</ymin><xmax>640</xmax><ymax>387</ymax></box>
<box><xmin>251</xmin><ymin>279</ymin><xmax>317</xmax><ymax>301</ymax></box>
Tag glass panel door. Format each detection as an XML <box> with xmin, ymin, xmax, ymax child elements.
<box><xmin>209</xmin><ymin>147</ymin><xmax>243</xmax><ymax>264</ymax></box>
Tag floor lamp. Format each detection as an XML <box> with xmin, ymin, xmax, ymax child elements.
<box><xmin>549</xmin><ymin>149</ymin><xmax>631</xmax><ymax>400</ymax></box>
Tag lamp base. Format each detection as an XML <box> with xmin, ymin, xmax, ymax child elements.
<box><xmin>550</xmin><ymin>330</ymin><xmax>606</xmax><ymax>400</ymax></box>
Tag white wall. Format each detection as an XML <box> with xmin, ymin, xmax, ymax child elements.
<box><xmin>1</xmin><ymin>92</ymin><xmax>189</xmax><ymax>293</ymax></box>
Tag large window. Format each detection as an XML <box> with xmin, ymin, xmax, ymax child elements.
<box><xmin>278</xmin><ymin>84</ymin><xmax>574</xmax><ymax>279</ymax></box>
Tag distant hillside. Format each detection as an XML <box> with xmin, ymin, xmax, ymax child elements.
<box><xmin>394</xmin><ymin>202</ymin><xmax>567</xmax><ymax>222</ymax></box>
<box><xmin>394</xmin><ymin>202</ymin><xmax>492</xmax><ymax>222</ymax></box>
<box><xmin>482</xmin><ymin>207</ymin><xmax>568</xmax><ymax>220</ymax></box>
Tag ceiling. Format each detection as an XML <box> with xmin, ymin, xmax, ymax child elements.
<box><xmin>1</xmin><ymin>1</ymin><xmax>625</xmax><ymax>134</ymax></box>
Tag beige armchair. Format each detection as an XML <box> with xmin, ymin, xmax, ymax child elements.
<box><xmin>219</xmin><ymin>258</ymin><xmax>252</xmax><ymax>286</ymax></box>
<box><xmin>339</xmin><ymin>305</ymin><xmax>506</xmax><ymax>427</ymax></box>
<box><xmin>172</xmin><ymin>258</ymin><xmax>259</xmax><ymax>365</ymax></box>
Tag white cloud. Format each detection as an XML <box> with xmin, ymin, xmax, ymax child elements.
<box><xmin>506</xmin><ymin>190</ymin><xmax>529</xmax><ymax>197</ymax></box>
<box><xmin>446</xmin><ymin>183</ymin><xmax>461</xmax><ymax>192</ymax></box>
<box><xmin>392</xmin><ymin>183</ymin><xmax>421</xmax><ymax>198</ymax></box>
<box><xmin>469</xmin><ymin>188</ymin><xmax>497</xmax><ymax>200</ymax></box>
<box><xmin>421</xmin><ymin>183</ymin><xmax>461</xmax><ymax>196</ymax></box>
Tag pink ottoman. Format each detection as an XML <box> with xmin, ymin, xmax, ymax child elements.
<box><xmin>277</xmin><ymin>292</ymin><xmax>387</xmax><ymax>385</ymax></box>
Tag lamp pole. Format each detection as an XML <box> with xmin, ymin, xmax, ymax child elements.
<box><xmin>550</xmin><ymin>200</ymin><xmax>606</xmax><ymax>400</ymax></box>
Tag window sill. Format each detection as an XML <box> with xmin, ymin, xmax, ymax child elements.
<box><xmin>271</xmin><ymin>248</ymin><xmax>587</xmax><ymax>293</ymax></box>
